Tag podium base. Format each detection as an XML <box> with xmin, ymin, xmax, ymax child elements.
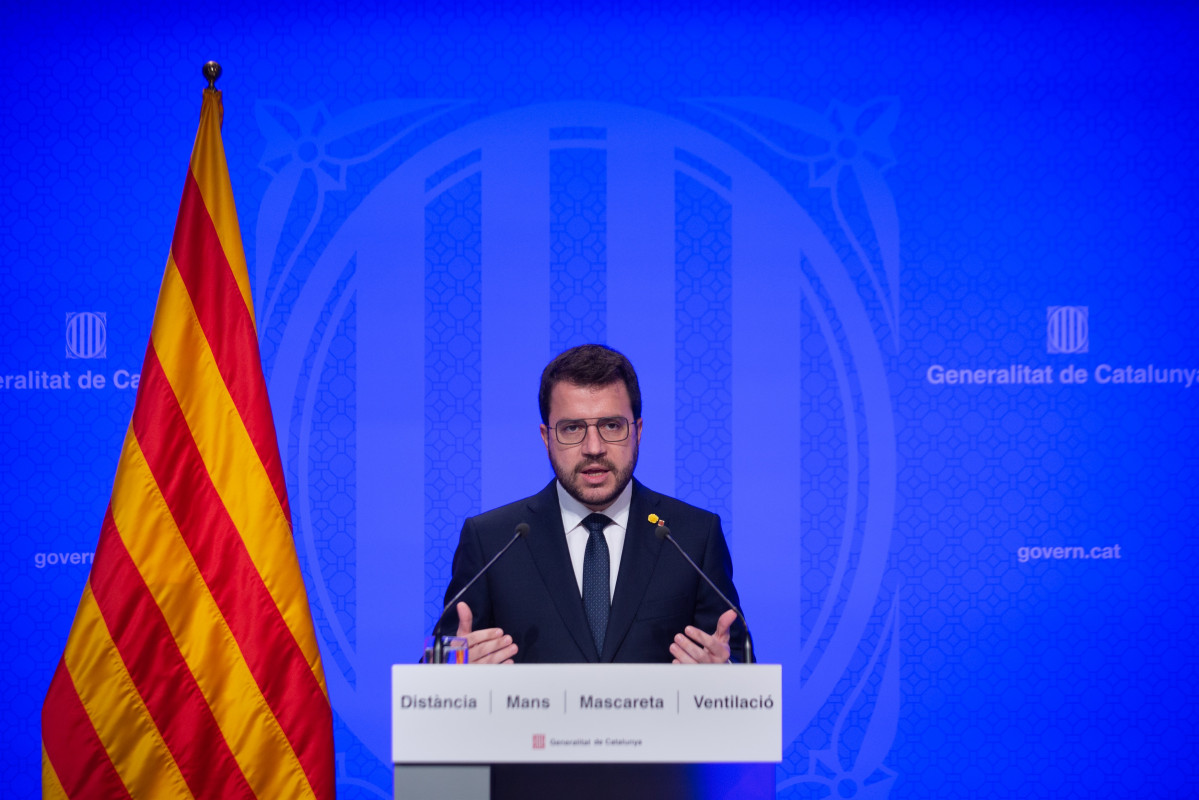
<box><xmin>395</xmin><ymin>763</ymin><xmax>774</xmax><ymax>800</ymax></box>
<box><xmin>395</xmin><ymin>765</ymin><xmax>490</xmax><ymax>800</ymax></box>
<box><xmin>492</xmin><ymin>764</ymin><xmax>699</xmax><ymax>800</ymax></box>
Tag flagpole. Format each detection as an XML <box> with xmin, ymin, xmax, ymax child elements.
<box><xmin>203</xmin><ymin>60</ymin><xmax>222</xmax><ymax>90</ymax></box>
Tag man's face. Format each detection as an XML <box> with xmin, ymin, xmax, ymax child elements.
<box><xmin>540</xmin><ymin>380</ymin><xmax>643</xmax><ymax>511</ymax></box>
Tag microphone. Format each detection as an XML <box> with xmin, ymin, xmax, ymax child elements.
<box><xmin>428</xmin><ymin>522</ymin><xmax>530</xmax><ymax>663</ymax></box>
<box><xmin>648</xmin><ymin>514</ymin><xmax>755</xmax><ymax>664</ymax></box>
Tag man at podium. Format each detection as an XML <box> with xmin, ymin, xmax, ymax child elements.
<box><xmin>442</xmin><ymin>343</ymin><xmax>748</xmax><ymax>665</ymax></box>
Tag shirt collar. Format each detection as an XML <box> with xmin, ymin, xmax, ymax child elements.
<box><xmin>556</xmin><ymin>479</ymin><xmax>633</xmax><ymax>534</ymax></box>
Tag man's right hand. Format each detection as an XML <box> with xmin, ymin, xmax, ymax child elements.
<box><xmin>455</xmin><ymin>601</ymin><xmax>519</xmax><ymax>664</ymax></box>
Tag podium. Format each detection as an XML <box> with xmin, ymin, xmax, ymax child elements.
<box><xmin>392</xmin><ymin>663</ymin><xmax>781</xmax><ymax>800</ymax></box>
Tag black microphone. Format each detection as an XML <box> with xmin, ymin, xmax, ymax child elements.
<box><xmin>650</xmin><ymin>515</ymin><xmax>755</xmax><ymax>664</ymax></box>
<box><xmin>427</xmin><ymin>522</ymin><xmax>529</xmax><ymax>663</ymax></box>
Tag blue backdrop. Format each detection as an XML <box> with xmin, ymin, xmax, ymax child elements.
<box><xmin>4</xmin><ymin>2</ymin><xmax>1198</xmax><ymax>798</ymax></box>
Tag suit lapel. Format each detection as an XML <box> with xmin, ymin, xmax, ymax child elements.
<box><xmin>523</xmin><ymin>481</ymin><xmax>598</xmax><ymax>661</ymax></box>
<box><xmin>602</xmin><ymin>481</ymin><xmax>665</xmax><ymax>661</ymax></box>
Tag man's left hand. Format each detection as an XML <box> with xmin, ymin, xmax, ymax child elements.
<box><xmin>669</xmin><ymin>609</ymin><xmax>737</xmax><ymax>664</ymax></box>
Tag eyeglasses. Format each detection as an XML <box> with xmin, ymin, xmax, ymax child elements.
<box><xmin>552</xmin><ymin>417</ymin><xmax>632</xmax><ymax>445</ymax></box>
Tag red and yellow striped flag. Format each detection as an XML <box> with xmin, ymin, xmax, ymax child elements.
<box><xmin>42</xmin><ymin>86</ymin><xmax>335</xmax><ymax>799</ymax></box>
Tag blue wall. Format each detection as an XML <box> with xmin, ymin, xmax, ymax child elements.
<box><xmin>4</xmin><ymin>3</ymin><xmax>1198</xmax><ymax>797</ymax></box>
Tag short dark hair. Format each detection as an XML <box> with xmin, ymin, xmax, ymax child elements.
<box><xmin>539</xmin><ymin>344</ymin><xmax>642</xmax><ymax>424</ymax></box>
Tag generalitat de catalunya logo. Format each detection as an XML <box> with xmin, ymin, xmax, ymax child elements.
<box><xmin>1047</xmin><ymin>306</ymin><xmax>1088</xmax><ymax>354</ymax></box>
<box><xmin>66</xmin><ymin>312</ymin><xmax>107</xmax><ymax>359</ymax></box>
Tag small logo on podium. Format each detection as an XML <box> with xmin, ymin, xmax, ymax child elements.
<box><xmin>532</xmin><ymin>734</ymin><xmax>546</xmax><ymax>749</ymax></box>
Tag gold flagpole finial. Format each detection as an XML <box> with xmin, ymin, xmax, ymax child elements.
<box><xmin>202</xmin><ymin>61</ymin><xmax>222</xmax><ymax>91</ymax></box>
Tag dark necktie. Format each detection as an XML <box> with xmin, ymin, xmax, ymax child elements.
<box><xmin>581</xmin><ymin>513</ymin><xmax>611</xmax><ymax>656</ymax></box>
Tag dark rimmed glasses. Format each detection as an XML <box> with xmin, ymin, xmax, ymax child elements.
<box><xmin>552</xmin><ymin>416</ymin><xmax>632</xmax><ymax>445</ymax></box>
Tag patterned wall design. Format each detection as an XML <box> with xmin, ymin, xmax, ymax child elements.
<box><xmin>424</xmin><ymin>171</ymin><xmax>484</xmax><ymax>629</ymax></box>
<box><xmin>4</xmin><ymin>5</ymin><xmax>1199</xmax><ymax>800</ymax></box>
<box><xmin>289</xmin><ymin>261</ymin><xmax>359</xmax><ymax>687</ymax></box>
<box><xmin>673</xmin><ymin>167</ymin><xmax>733</xmax><ymax>528</ymax></box>
<box><xmin>550</xmin><ymin>131</ymin><xmax>608</xmax><ymax>353</ymax></box>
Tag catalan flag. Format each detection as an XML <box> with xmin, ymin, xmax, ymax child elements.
<box><xmin>41</xmin><ymin>81</ymin><xmax>335</xmax><ymax>799</ymax></box>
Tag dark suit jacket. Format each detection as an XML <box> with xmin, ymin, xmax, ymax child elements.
<box><xmin>443</xmin><ymin>479</ymin><xmax>748</xmax><ymax>663</ymax></box>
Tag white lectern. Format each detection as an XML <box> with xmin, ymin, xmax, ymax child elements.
<box><xmin>392</xmin><ymin>663</ymin><xmax>781</xmax><ymax>800</ymax></box>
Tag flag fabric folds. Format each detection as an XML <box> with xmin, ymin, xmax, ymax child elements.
<box><xmin>42</xmin><ymin>87</ymin><xmax>336</xmax><ymax>800</ymax></box>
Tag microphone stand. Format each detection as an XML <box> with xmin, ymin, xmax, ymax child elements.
<box><xmin>428</xmin><ymin>522</ymin><xmax>529</xmax><ymax>663</ymax></box>
<box><xmin>652</xmin><ymin>518</ymin><xmax>755</xmax><ymax>664</ymax></box>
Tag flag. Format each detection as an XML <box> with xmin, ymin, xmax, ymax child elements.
<box><xmin>42</xmin><ymin>85</ymin><xmax>335</xmax><ymax>799</ymax></box>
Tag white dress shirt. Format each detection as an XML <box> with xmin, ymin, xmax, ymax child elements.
<box><xmin>556</xmin><ymin>480</ymin><xmax>632</xmax><ymax>601</ymax></box>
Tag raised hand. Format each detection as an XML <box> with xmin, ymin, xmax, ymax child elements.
<box><xmin>669</xmin><ymin>609</ymin><xmax>736</xmax><ymax>664</ymax></box>
<box><xmin>455</xmin><ymin>602</ymin><xmax>518</xmax><ymax>664</ymax></box>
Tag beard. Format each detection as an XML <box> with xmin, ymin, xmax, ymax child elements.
<box><xmin>550</xmin><ymin>443</ymin><xmax>639</xmax><ymax>511</ymax></box>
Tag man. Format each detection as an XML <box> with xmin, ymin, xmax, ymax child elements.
<box><xmin>443</xmin><ymin>343</ymin><xmax>747</xmax><ymax>664</ymax></box>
